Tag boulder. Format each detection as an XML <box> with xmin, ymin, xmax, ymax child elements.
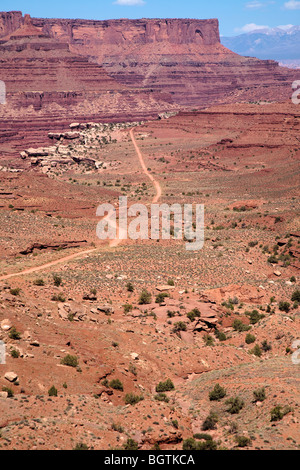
<box><xmin>4</xmin><ymin>371</ymin><xmax>18</xmax><ymax>383</ymax></box>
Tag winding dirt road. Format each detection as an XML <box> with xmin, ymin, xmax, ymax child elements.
<box><xmin>0</xmin><ymin>127</ymin><xmax>161</xmax><ymax>280</ymax></box>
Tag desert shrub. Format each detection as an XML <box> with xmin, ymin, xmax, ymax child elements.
<box><xmin>10</xmin><ymin>288</ymin><xmax>20</xmax><ymax>296</ymax></box>
<box><xmin>183</xmin><ymin>437</ymin><xmax>218</xmax><ymax>450</ymax></box>
<box><xmin>154</xmin><ymin>393</ymin><xmax>169</xmax><ymax>403</ymax></box>
<box><xmin>245</xmin><ymin>333</ymin><xmax>256</xmax><ymax>344</ymax></box>
<box><xmin>155</xmin><ymin>292</ymin><xmax>169</xmax><ymax>304</ymax></box>
<box><xmin>246</xmin><ymin>310</ymin><xmax>265</xmax><ymax>324</ymax></box>
<box><xmin>126</xmin><ymin>282</ymin><xmax>134</xmax><ymax>292</ymax></box>
<box><xmin>109</xmin><ymin>379</ymin><xmax>124</xmax><ymax>391</ymax></box>
<box><xmin>291</xmin><ymin>290</ymin><xmax>300</xmax><ymax>302</ymax></box>
<box><xmin>51</xmin><ymin>293</ymin><xmax>66</xmax><ymax>303</ymax></box>
<box><xmin>209</xmin><ymin>383</ymin><xmax>227</xmax><ymax>401</ymax></box>
<box><xmin>155</xmin><ymin>379</ymin><xmax>175</xmax><ymax>393</ymax></box>
<box><xmin>53</xmin><ymin>275</ymin><xmax>62</xmax><ymax>287</ymax></box>
<box><xmin>182</xmin><ymin>438</ymin><xmax>197</xmax><ymax>450</ymax></box>
<box><xmin>203</xmin><ymin>334</ymin><xmax>214</xmax><ymax>346</ymax></box>
<box><xmin>279</xmin><ymin>301</ymin><xmax>290</xmax><ymax>313</ymax></box>
<box><xmin>61</xmin><ymin>354</ymin><xmax>78</xmax><ymax>368</ymax></box>
<box><xmin>187</xmin><ymin>308</ymin><xmax>201</xmax><ymax>322</ymax></box>
<box><xmin>123</xmin><ymin>304</ymin><xmax>133</xmax><ymax>314</ymax></box>
<box><xmin>202</xmin><ymin>412</ymin><xmax>218</xmax><ymax>431</ymax></box>
<box><xmin>48</xmin><ymin>385</ymin><xmax>58</xmax><ymax>397</ymax></box>
<box><xmin>73</xmin><ymin>442</ymin><xmax>89</xmax><ymax>450</ymax></box>
<box><xmin>235</xmin><ymin>436</ymin><xmax>251</xmax><ymax>448</ymax></box>
<box><xmin>290</xmin><ymin>276</ymin><xmax>296</xmax><ymax>283</ymax></box>
<box><xmin>123</xmin><ymin>438</ymin><xmax>139</xmax><ymax>450</ymax></box>
<box><xmin>268</xmin><ymin>255</ymin><xmax>278</xmax><ymax>264</ymax></box>
<box><xmin>167</xmin><ymin>279</ymin><xmax>175</xmax><ymax>286</ymax></box>
<box><xmin>215</xmin><ymin>330</ymin><xmax>227</xmax><ymax>342</ymax></box>
<box><xmin>253</xmin><ymin>387</ymin><xmax>266</xmax><ymax>403</ymax></box>
<box><xmin>194</xmin><ymin>433</ymin><xmax>213</xmax><ymax>441</ymax></box>
<box><xmin>248</xmin><ymin>240</ymin><xmax>258</xmax><ymax>248</ymax></box>
<box><xmin>124</xmin><ymin>393</ymin><xmax>144</xmax><ymax>405</ymax></box>
<box><xmin>250</xmin><ymin>344</ymin><xmax>262</xmax><ymax>357</ymax></box>
<box><xmin>270</xmin><ymin>405</ymin><xmax>292</xmax><ymax>422</ymax></box>
<box><xmin>138</xmin><ymin>289</ymin><xmax>152</xmax><ymax>305</ymax></box>
<box><xmin>261</xmin><ymin>340</ymin><xmax>272</xmax><ymax>352</ymax></box>
<box><xmin>33</xmin><ymin>278</ymin><xmax>45</xmax><ymax>286</ymax></box>
<box><xmin>2</xmin><ymin>386</ymin><xmax>14</xmax><ymax>398</ymax></box>
<box><xmin>172</xmin><ymin>322</ymin><xmax>187</xmax><ymax>333</ymax></box>
<box><xmin>10</xmin><ymin>349</ymin><xmax>20</xmax><ymax>358</ymax></box>
<box><xmin>233</xmin><ymin>319</ymin><xmax>251</xmax><ymax>332</ymax></box>
<box><xmin>226</xmin><ymin>397</ymin><xmax>245</xmax><ymax>414</ymax></box>
<box><xmin>8</xmin><ymin>327</ymin><xmax>21</xmax><ymax>340</ymax></box>
<box><xmin>112</xmin><ymin>423</ymin><xmax>124</xmax><ymax>433</ymax></box>
<box><xmin>197</xmin><ymin>439</ymin><xmax>218</xmax><ymax>450</ymax></box>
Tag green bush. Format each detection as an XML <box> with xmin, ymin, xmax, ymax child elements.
<box><xmin>155</xmin><ymin>292</ymin><xmax>169</xmax><ymax>304</ymax></box>
<box><xmin>73</xmin><ymin>442</ymin><xmax>89</xmax><ymax>450</ymax></box>
<box><xmin>2</xmin><ymin>386</ymin><xmax>14</xmax><ymax>398</ymax></box>
<box><xmin>235</xmin><ymin>436</ymin><xmax>251</xmax><ymax>448</ymax></box>
<box><xmin>61</xmin><ymin>354</ymin><xmax>79</xmax><ymax>368</ymax></box>
<box><xmin>48</xmin><ymin>385</ymin><xmax>58</xmax><ymax>397</ymax></box>
<box><xmin>172</xmin><ymin>322</ymin><xmax>187</xmax><ymax>334</ymax></box>
<box><xmin>124</xmin><ymin>393</ymin><xmax>144</xmax><ymax>405</ymax></box>
<box><xmin>123</xmin><ymin>304</ymin><xmax>133</xmax><ymax>314</ymax></box>
<box><xmin>204</xmin><ymin>334</ymin><xmax>214</xmax><ymax>346</ymax></box>
<box><xmin>53</xmin><ymin>275</ymin><xmax>62</xmax><ymax>287</ymax></box>
<box><xmin>138</xmin><ymin>289</ymin><xmax>152</xmax><ymax>305</ymax></box>
<box><xmin>233</xmin><ymin>319</ymin><xmax>251</xmax><ymax>332</ymax></box>
<box><xmin>253</xmin><ymin>387</ymin><xmax>266</xmax><ymax>403</ymax></box>
<box><xmin>10</xmin><ymin>288</ymin><xmax>21</xmax><ymax>296</ymax></box>
<box><xmin>216</xmin><ymin>330</ymin><xmax>227</xmax><ymax>342</ymax></box>
<box><xmin>202</xmin><ymin>412</ymin><xmax>218</xmax><ymax>431</ymax></box>
<box><xmin>126</xmin><ymin>282</ymin><xmax>134</xmax><ymax>292</ymax></box>
<box><xmin>51</xmin><ymin>293</ymin><xmax>66</xmax><ymax>303</ymax></box>
<box><xmin>8</xmin><ymin>327</ymin><xmax>21</xmax><ymax>340</ymax></box>
<box><xmin>209</xmin><ymin>384</ymin><xmax>227</xmax><ymax>401</ymax></box>
<box><xmin>109</xmin><ymin>379</ymin><xmax>124</xmax><ymax>391</ymax></box>
<box><xmin>246</xmin><ymin>310</ymin><xmax>265</xmax><ymax>325</ymax></box>
<box><xmin>261</xmin><ymin>340</ymin><xmax>272</xmax><ymax>352</ymax></box>
<box><xmin>11</xmin><ymin>349</ymin><xmax>20</xmax><ymax>358</ymax></box>
<box><xmin>291</xmin><ymin>290</ymin><xmax>300</xmax><ymax>302</ymax></box>
<box><xmin>250</xmin><ymin>344</ymin><xmax>262</xmax><ymax>357</ymax></box>
<box><xmin>245</xmin><ymin>333</ymin><xmax>256</xmax><ymax>344</ymax></box>
<box><xmin>155</xmin><ymin>379</ymin><xmax>175</xmax><ymax>393</ymax></box>
<box><xmin>154</xmin><ymin>393</ymin><xmax>169</xmax><ymax>403</ymax></box>
<box><xmin>270</xmin><ymin>405</ymin><xmax>292</xmax><ymax>422</ymax></box>
<box><xmin>33</xmin><ymin>278</ymin><xmax>45</xmax><ymax>286</ymax></box>
<box><xmin>279</xmin><ymin>301</ymin><xmax>290</xmax><ymax>313</ymax></box>
<box><xmin>123</xmin><ymin>438</ymin><xmax>139</xmax><ymax>450</ymax></box>
<box><xmin>226</xmin><ymin>397</ymin><xmax>245</xmax><ymax>414</ymax></box>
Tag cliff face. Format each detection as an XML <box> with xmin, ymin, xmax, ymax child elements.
<box><xmin>31</xmin><ymin>17</ymin><xmax>221</xmax><ymax>46</ymax></box>
<box><xmin>0</xmin><ymin>11</ymin><xmax>23</xmax><ymax>38</ymax></box>
<box><xmin>27</xmin><ymin>15</ymin><xmax>297</xmax><ymax>107</ymax></box>
<box><xmin>0</xmin><ymin>12</ymin><xmax>298</xmax><ymax>155</ymax></box>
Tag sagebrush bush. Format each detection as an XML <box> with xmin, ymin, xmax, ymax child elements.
<box><xmin>155</xmin><ymin>379</ymin><xmax>175</xmax><ymax>393</ymax></box>
<box><xmin>61</xmin><ymin>354</ymin><xmax>78</xmax><ymax>368</ymax></box>
<box><xmin>209</xmin><ymin>384</ymin><xmax>227</xmax><ymax>401</ymax></box>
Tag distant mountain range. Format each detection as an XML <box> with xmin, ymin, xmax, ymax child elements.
<box><xmin>222</xmin><ymin>26</ymin><xmax>300</xmax><ymax>66</ymax></box>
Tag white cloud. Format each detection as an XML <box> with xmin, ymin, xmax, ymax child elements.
<box><xmin>245</xmin><ymin>0</ymin><xmax>275</xmax><ymax>8</ymax></box>
<box><xmin>277</xmin><ymin>24</ymin><xmax>294</xmax><ymax>29</ymax></box>
<box><xmin>284</xmin><ymin>0</ymin><xmax>300</xmax><ymax>9</ymax></box>
<box><xmin>245</xmin><ymin>1</ymin><xmax>265</xmax><ymax>8</ymax></box>
<box><xmin>114</xmin><ymin>0</ymin><xmax>146</xmax><ymax>5</ymax></box>
<box><xmin>235</xmin><ymin>23</ymin><xmax>270</xmax><ymax>33</ymax></box>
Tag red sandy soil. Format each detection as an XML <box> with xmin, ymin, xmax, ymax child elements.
<box><xmin>0</xmin><ymin>100</ymin><xmax>299</xmax><ymax>450</ymax></box>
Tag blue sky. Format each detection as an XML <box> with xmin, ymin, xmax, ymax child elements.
<box><xmin>1</xmin><ymin>0</ymin><xmax>299</xmax><ymax>35</ymax></box>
